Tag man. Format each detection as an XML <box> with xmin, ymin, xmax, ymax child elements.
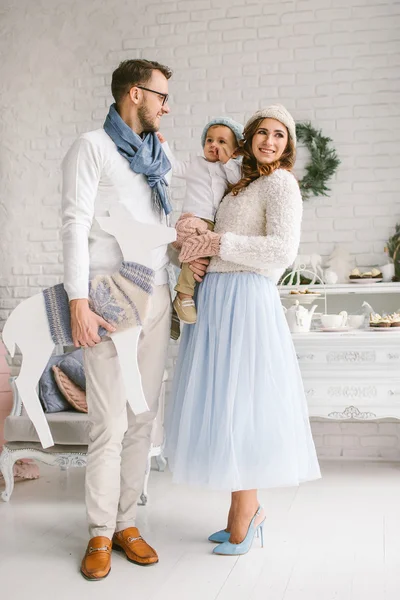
<box><xmin>61</xmin><ymin>59</ymin><xmax>206</xmax><ymax>581</ymax></box>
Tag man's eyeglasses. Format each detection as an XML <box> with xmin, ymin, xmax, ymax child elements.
<box><xmin>135</xmin><ymin>86</ymin><xmax>169</xmax><ymax>106</ymax></box>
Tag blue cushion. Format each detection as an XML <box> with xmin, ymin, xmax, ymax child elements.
<box><xmin>39</xmin><ymin>355</ymin><xmax>72</xmax><ymax>413</ymax></box>
<box><xmin>57</xmin><ymin>349</ymin><xmax>86</xmax><ymax>391</ymax></box>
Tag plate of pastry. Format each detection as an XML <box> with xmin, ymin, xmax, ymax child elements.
<box><xmin>287</xmin><ymin>289</ymin><xmax>321</xmax><ymax>304</ymax></box>
<box><xmin>349</xmin><ymin>268</ymin><xmax>382</xmax><ymax>283</ymax></box>
<box><xmin>369</xmin><ymin>313</ymin><xmax>400</xmax><ymax>330</ymax></box>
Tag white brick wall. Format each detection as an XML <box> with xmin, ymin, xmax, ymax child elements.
<box><xmin>1</xmin><ymin>0</ymin><xmax>400</xmax><ymax>459</ymax></box>
<box><xmin>310</xmin><ymin>419</ymin><xmax>400</xmax><ymax>460</ymax></box>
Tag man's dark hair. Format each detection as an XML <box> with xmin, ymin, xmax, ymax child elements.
<box><xmin>111</xmin><ymin>59</ymin><xmax>172</xmax><ymax>105</ymax></box>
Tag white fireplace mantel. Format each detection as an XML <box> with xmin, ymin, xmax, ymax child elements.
<box><xmin>280</xmin><ymin>283</ymin><xmax>400</xmax><ymax>421</ymax></box>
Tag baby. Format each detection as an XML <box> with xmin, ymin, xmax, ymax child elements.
<box><xmin>158</xmin><ymin>117</ymin><xmax>243</xmax><ymax>324</ymax></box>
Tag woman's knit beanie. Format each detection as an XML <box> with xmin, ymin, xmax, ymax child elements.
<box><xmin>244</xmin><ymin>105</ymin><xmax>296</xmax><ymax>147</ymax></box>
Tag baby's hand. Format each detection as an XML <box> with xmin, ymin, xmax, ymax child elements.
<box><xmin>231</xmin><ymin>146</ymin><xmax>240</xmax><ymax>159</ymax></box>
<box><xmin>156</xmin><ymin>132</ymin><xmax>166</xmax><ymax>143</ymax></box>
<box><xmin>217</xmin><ymin>145</ymin><xmax>237</xmax><ymax>164</ymax></box>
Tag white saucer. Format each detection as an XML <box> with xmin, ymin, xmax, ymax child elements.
<box><xmin>349</xmin><ymin>278</ymin><xmax>383</xmax><ymax>284</ymax></box>
<box><xmin>316</xmin><ymin>326</ymin><xmax>350</xmax><ymax>332</ymax></box>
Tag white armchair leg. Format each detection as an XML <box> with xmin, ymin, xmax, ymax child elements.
<box><xmin>0</xmin><ymin>446</ymin><xmax>16</xmax><ymax>502</ymax></box>
<box><xmin>155</xmin><ymin>453</ymin><xmax>167</xmax><ymax>472</ymax></box>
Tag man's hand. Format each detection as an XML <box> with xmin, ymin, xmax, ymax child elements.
<box><xmin>69</xmin><ymin>299</ymin><xmax>116</xmax><ymax>348</ymax></box>
<box><xmin>156</xmin><ymin>132</ymin><xmax>166</xmax><ymax>143</ymax></box>
<box><xmin>188</xmin><ymin>258</ymin><xmax>209</xmax><ymax>283</ymax></box>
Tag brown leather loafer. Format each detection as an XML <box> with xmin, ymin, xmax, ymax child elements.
<box><xmin>112</xmin><ymin>527</ymin><xmax>158</xmax><ymax>566</ymax></box>
<box><xmin>80</xmin><ymin>536</ymin><xmax>112</xmax><ymax>581</ymax></box>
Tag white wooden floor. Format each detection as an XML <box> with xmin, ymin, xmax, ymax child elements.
<box><xmin>1</xmin><ymin>460</ymin><xmax>400</xmax><ymax>600</ymax></box>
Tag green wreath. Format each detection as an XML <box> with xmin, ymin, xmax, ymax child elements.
<box><xmin>296</xmin><ymin>122</ymin><xmax>340</xmax><ymax>201</ymax></box>
<box><xmin>387</xmin><ymin>223</ymin><xmax>400</xmax><ymax>281</ymax></box>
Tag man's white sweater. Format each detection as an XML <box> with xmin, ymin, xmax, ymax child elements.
<box><xmin>61</xmin><ymin>129</ymin><xmax>172</xmax><ymax>300</ymax></box>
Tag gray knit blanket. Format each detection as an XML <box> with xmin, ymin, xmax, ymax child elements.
<box><xmin>43</xmin><ymin>261</ymin><xmax>155</xmax><ymax>346</ymax></box>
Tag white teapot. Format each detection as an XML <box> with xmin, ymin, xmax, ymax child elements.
<box><xmin>283</xmin><ymin>301</ymin><xmax>317</xmax><ymax>333</ymax></box>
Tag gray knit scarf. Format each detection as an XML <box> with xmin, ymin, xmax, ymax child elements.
<box><xmin>104</xmin><ymin>104</ymin><xmax>172</xmax><ymax>216</ymax></box>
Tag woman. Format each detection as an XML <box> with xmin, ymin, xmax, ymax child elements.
<box><xmin>166</xmin><ymin>105</ymin><xmax>321</xmax><ymax>556</ymax></box>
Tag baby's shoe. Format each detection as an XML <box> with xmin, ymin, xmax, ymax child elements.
<box><xmin>173</xmin><ymin>295</ymin><xmax>197</xmax><ymax>324</ymax></box>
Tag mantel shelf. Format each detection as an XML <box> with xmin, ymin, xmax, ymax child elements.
<box><xmin>291</xmin><ymin>329</ymin><xmax>400</xmax><ymax>340</ymax></box>
<box><xmin>279</xmin><ymin>282</ymin><xmax>400</xmax><ymax>296</ymax></box>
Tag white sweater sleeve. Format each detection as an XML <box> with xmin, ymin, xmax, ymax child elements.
<box><xmin>219</xmin><ymin>171</ymin><xmax>302</xmax><ymax>270</ymax></box>
<box><xmin>162</xmin><ymin>142</ymin><xmax>190</xmax><ymax>179</ymax></box>
<box><xmin>221</xmin><ymin>158</ymin><xmax>241</xmax><ymax>184</ymax></box>
<box><xmin>61</xmin><ymin>137</ymin><xmax>101</xmax><ymax>300</ymax></box>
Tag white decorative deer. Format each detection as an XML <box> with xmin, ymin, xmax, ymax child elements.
<box><xmin>2</xmin><ymin>204</ymin><xmax>176</xmax><ymax>449</ymax></box>
<box><xmin>287</xmin><ymin>253</ymin><xmax>324</xmax><ymax>285</ymax></box>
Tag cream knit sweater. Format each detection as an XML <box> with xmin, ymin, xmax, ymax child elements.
<box><xmin>208</xmin><ymin>169</ymin><xmax>302</xmax><ymax>283</ymax></box>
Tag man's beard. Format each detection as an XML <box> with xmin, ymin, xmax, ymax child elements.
<box><xmin>138</xmin><ymin>104</ymin><xmax>159</xmax><ymax>133</ymax></box>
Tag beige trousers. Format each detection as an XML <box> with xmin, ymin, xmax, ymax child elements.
<box><xmin>83</xmin><ymin>284</ymin><xmax>171</xmax><ymax>539</ymax></box>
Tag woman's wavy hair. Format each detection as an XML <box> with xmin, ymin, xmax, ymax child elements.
<box><xmin>230</xmin><ymin>117</ymin><xmax>296</xmax><ymax>196</ymax></box>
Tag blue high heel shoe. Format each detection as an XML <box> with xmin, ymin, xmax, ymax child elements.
<box><xmin>208</xmin><ymin>529</ymin><xmax>231</xmax><ymax>544</ymax></box>
<box><xmin>213</xmin><ymin>506</ymin><xmax>265</xmax><ymax>556</ymax></box>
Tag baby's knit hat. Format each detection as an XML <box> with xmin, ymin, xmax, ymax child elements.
<box><xmin>201</xmin><ymin>117</ymin><xmax>244</xmax><ymax>147</ymax></box>
<box><xmin>245</xmin><ymin>105</ymin><xmax>296</xmax><ymax>147</ymax></box>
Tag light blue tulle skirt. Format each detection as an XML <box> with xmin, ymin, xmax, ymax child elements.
<box><xmin>166</xmin><ymin>272</ymin><xmax>321</xmax><ymax>491</ymax></box>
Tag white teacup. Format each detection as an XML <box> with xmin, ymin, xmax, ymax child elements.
<box><xmin>321</xmin><ymin>313</ymin><xmax>347</xmax><ymax>329</ymax></box>
<box><xmin>347</xmin><ymin>314</ymin><xmax>365</xmax><ymax>329</ymax></box>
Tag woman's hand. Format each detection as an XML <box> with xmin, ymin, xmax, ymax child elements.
<box><xmin>156</xmin><ymin>132</ymin><xmax>166</xmax><ymax>143</ymax></box>
<box><xmin>175</xmin><ymin>213</ymin><xmax>209</xmax><ymax>248</ymax></box>
<box><xmin>179</xmin><ymin>231</ymin><xmax>221</xmax><ymax>263</ymax></box>
<box><xmin>188</xmin><ymin>258</ymin><xmax>209</xmax><ymax>282</ymax></box>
